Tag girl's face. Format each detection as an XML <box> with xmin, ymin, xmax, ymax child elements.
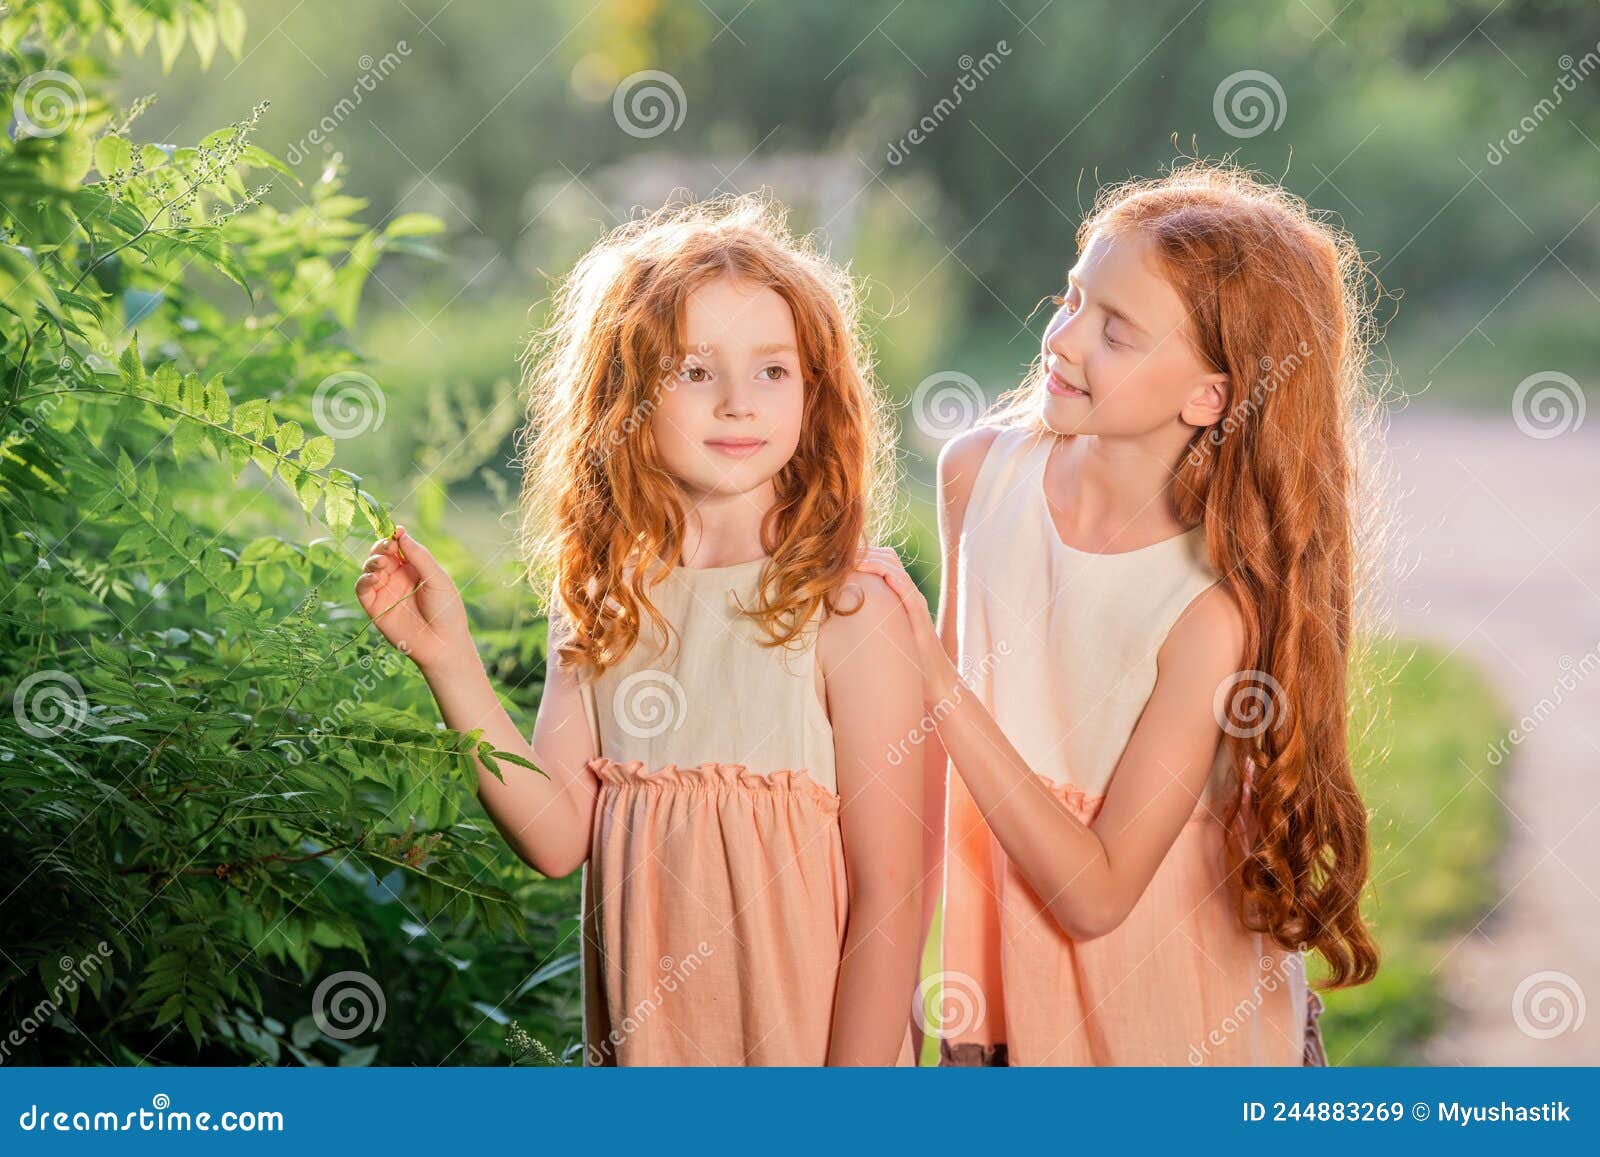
<box><xmin>1038</xmin><ymin>228</ymin><xmax>1227</xmax><ymax>439</ymax></box>
<box><xmin>650</xmin><ymin>275</ymin><xmax>806</xmax><ymax>498</ymax></box>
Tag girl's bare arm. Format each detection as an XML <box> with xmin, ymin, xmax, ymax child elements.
<box><xmin>356</xmin><ymin>530</ymin><xmax>597</xmax><ymax>878</ymax></box>
<box><xmin>856</xmin><ymin>431</ymin><xmax>1246</xmax><ymax>943</ymax></box>
<box><xmin>818</xmin><ymin>575</ymin><xmax>926</xmax><ymax>1065</ymax></box>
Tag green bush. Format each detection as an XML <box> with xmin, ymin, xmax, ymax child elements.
<box><xmin>1</xmin><ymin>1</ymin><xmax>579</xmax><ymax>1066</ymax></box>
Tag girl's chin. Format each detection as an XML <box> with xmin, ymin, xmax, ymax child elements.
<box><xmin>1040</xmin><ymin>396</ymin><xmax>1091</xmax><ymax>436</ymax></box>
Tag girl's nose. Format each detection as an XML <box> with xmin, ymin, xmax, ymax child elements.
<box><xmin>716</xmin><ymin>382</ymin><xmax>757</xmax><ymax>419</ymax></box>
<box><xmin>1044</xmin><ymin>304</ymin><xmax>1083</xmax><ymax>365</ymax></box>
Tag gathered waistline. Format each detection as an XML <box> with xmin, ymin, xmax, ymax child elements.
<box><xmin>586</xmin><ymin>757</ymin><xmax>841</xmax><ymax>815</ymax></box>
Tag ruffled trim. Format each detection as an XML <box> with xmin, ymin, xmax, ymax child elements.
<box><xmin>940</xmin><ymin>1039</ymin><xmax>1009</xmax><ymax>1067</ymax></box>
<box><xmin>1032</xmin><ymin>771</ymin><xmax>1104</xmax><ymax>821</ymax></box>
<box><xmin>1302</xmin><ymin>989</ymin><xmax>1330</xmax><ymax>1067</ymax></box>
<box><xmin>1030</xmin><ymin>771</ymin><xmax>1231</xmax><ymax>827</ymax></box>
<box><xmin>586</xmin><ymin>757</ymin><xmax>841</xmax><ymax>816</ymax></box>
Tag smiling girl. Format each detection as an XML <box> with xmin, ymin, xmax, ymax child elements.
<box><xmin>357</xmin><ymin>195</ymin><xmax>924</xmax><ymax>1066</ymax></box>
<box><xmin>861</xmin><ymin>160</ymin><xmax>1381</xmax><ymax>1066</ymax></box>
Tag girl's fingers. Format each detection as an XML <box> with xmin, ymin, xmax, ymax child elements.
<box><xmin>856</xmin><ymin>557</ymin><xmax>911</xmax><ymax>588</ymax></box>
<box><xmin>391</xmin><ymin>526</ymin><xmax>443</xmax><ymax>583</ymax></box>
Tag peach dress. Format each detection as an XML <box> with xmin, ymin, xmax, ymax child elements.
<box><xmin>574</xmin><ymin>557</ymin><xmax>916</xmax><ymax>1066</ymax></box>
<box><xmin>937</xmin><ymin>426</ymin><xmax>1327</xmax><ymax>1067</ymax></box>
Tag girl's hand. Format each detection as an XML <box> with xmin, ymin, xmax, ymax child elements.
<box><xmin>853</xmin><ymin>546</ymin><xmax>954</xmax><ymax>701</ymax></box>
<box><xmin>354</xmin><ymin>526</ymin><xmax>475</xmax><ymax>674</ymax></box>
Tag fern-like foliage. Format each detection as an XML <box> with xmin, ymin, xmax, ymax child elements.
<box><xmin>1</xmin><ymin>1</ymin><xmax>580</xmax><ymax>1067</ymax></box>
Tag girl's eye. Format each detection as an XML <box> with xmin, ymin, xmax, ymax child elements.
<box><xmin>760</xmin><ymin>365</ymin><xmax>787</xmax><ymax>381</ymax></box>
<box><xmin>681</xmin><ymin>365</ymin><xmax>710</xmax><ymax>383</ymax></box>
<box><xmin>1104</xmin><ymin>326</ymin><xmax>1127</xmax><ymax>349</ymax></box>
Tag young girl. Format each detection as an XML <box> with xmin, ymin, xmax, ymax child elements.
<box><xmin>356</xmin><ymin>195</ymin><xmax>924</xmax><ymax>1066</ymax></box>
<box><xmin>859</xmin><ymin>159</ymin><xmax>1381</xmax><ymax>1066</ymax></box>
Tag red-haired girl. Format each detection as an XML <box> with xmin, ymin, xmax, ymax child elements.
<box><xmin>357</xmin><ymin>195</ymin><xmax>923</xmax><ymax>1066</ymax></box>
<box><xmin>859</xmin><ymin>159</ymin><xmax>1382</xmax><ymax>1066</ymax></box>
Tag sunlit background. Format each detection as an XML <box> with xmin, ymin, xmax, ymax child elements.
<box><xmin>9</xmin><ymin>0</ymin><xmax>1596</xmax><ymax>1067</ymax></box>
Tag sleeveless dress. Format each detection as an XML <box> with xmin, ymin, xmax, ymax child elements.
<box><xmin>573</xmin><ymin>557</ymin><xmax>917</xmax><ymax>1066</ymax></box>
<box><xmin>937</xmin><ymin>426</ymin><xmax>1327</xmax><ymax>1067</ymax></box>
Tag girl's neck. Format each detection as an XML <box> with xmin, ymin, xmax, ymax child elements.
<box><xmin>678</xmin><ymin>480</ymin><xmax>778</xmax><ymax>569</ymax></box>
<box><xmin>1047</xmin><ymin>428</ymin><xmax>1189</xmax><ymax>548</ymax></box>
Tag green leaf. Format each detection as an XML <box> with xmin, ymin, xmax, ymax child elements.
<box><xmin>330</xmin><ymin>231</ymin><xmax>379</xmax><ymax>330</ymax></box>
<box><xmin>152</xmin><ymin>362</ymin><xmax>181</xmax><ymax>406</ymax></box>
<box><xmin>298</xmin><ymin>435</ymin><xmax>335</xmax><ymax>471</ymax></box>
<box><xmin>115</xmin><ymin>449</ymin><xmax>138</xmax><ymax>496</ymax></box>
<box><xmin>0</xmin><ymin>245</ymin><xmax>64</xmax><ymax>320</ymax></box>
<box><xmin>155</xmin><ymin>992</ymin><xmax>186</xmax><ymax>1027</ymax></box>
<box><xmin>382</xmin><ymin>213</ymin><xmax>445</xmax><ymax>240</ymax></box>
<box><xmin>188</xmin><ymin>6</ymin><xmax>218</xmax><ymax>70</ymax></box>
<box><xmin>118</xmin><ymin>336</ymin><xmax>144</xmax><ymax>387</ymax></box>
<box><xmin>232</xmin><ymin>398</ymin><xmax>270</xmax><ymax>439</ymax></box>
<box><xmin>274</xmin><ymin>420</ymin><xmax>304</xmax><ymax>456</ymax></box>
<box><xmin>172</xmin><ymin>416</ymin><xmax>207</xmax><ymax>464</ymax></box>
<box><xmin>156</xmin><ymin>11</ymin><xmax>187</xmax><ymax>73</ymax></box>
<box><xmin>323</xmin><ymin>477</ymin><xmax>356</xmax><ymax>535</ymax></box>
<box><xmin>340</xmin><ymin>1044</ymin><xmax>379</xmax><ymax>1067</ymax></box>
<box><xmin>203</xmin><ymin>376</ymin><xmax>230</xmax><ymax>423</ymax></box>
<box><xmin>291</xmin><ymin>1014</ymin><xmax>321</xmax><ymax>1049</ymax></box>
<box><xmin>94</xmin><ymin>134</ymin><xmax>132</xmax><ymax>178</ymax></box>
<box><xmin>217</xmin><ymin>0</ymin><xmax>248</xmax><ymax>59</ymax></box>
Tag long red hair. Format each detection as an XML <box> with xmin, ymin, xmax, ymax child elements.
<box><xmin>991</xmin><ymin>158</ymin><xmax>1386</xmax><ymax>990</ymax></box>
<box><xmin>515</xmin><ymin>193</ymin><xmax>896</xmax><ymax>678</ymax></box>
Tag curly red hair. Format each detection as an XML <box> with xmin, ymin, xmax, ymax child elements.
<box><xmin>515</xmin><ymin>193</ymin><xmax>897</xmax><ymax>679</ymax></box>
<box><xmin>991</xmin><ymin>158</ymin><xmax>1386</xmax><ymax>990</ymax></box>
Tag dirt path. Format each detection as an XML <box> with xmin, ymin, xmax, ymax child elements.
<box><xmin>1381</xmin><ymin>408</ymin><xmax>1599</xmax><ymax>1064</ymax></box>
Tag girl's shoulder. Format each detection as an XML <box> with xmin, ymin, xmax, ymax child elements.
<box><xmin>937</xmin><ymin>422</ymin><xmax>1043</xmax><ymax>533</ymax></box>
<box><xmin>814</xmin><ymin>569</ymin><xmax>919</xmax><ymax>685</ymax></box>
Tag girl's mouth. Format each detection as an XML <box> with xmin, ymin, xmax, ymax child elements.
<box><xmin>1046</xmin><ymin>368</ymin><xmax>1088</xmax><ymax>398</ymax></box>
<box><xmin>704</xmin><ymin>438</ymin><xmax>767</xmax><ymax>458</ymax></box>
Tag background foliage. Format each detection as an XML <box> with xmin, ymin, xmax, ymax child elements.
<box><xmin>1</xmin><ymin>1</ymin><xmax>578</xmax><ymax>1067</ymax></box>
<box><xmin>6</xmin><ymin>0</ymin><xmax>1569</xmax><ymax>1066</ymax></box>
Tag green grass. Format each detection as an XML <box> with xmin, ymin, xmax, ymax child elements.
<box><xmin>914</xmin><ymin>637</ymin><xmax>1508</xmax><ymax>1066</ymax></box>
<box><xmin>1313</xmin><ymin>637</ymin><xmax>1508</xmax><ymax>1064</ymax></box>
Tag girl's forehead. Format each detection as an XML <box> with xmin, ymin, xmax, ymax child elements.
<box><xmin>681</xmin><ymin>277</ymin><xmax>798</xmax><ymax>347</ymax></box>
<box><xmin>1074</xmin><ymin>230</ymin><xmax>1187</xmax><ymax>328</ymax></box>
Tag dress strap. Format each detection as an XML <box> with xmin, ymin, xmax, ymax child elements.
<box><xmin>961</xmin><ymin>425</ymin><xmax>1042</xmax><ymax>538</ymax></box>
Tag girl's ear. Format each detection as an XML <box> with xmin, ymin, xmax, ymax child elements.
<box><xmin>1181</xmin><ymin>373</ymin><xmax>1230</xmax><ymax>429</ymax></box>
